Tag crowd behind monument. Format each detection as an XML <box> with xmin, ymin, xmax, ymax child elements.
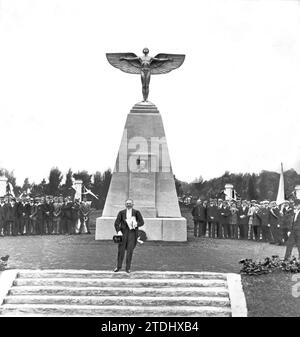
<box><xmin>191</xmin><ymin>198</ymin><xmax>295</xmax><ymax>245</ymax></box>
<box><xmin>0</xmin><ymin>195</ymin><xmax>92</xmax><ymax>237</ymax></box>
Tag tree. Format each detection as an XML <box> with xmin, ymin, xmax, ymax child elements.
<box><xmin>91</xmin><ymin>171</ymin><xmax>103</xmax><ymax>209</ymax></box>
<box><xmin>60</xmin><ymin>169</ymin><xmax>74</xmax><ymax>197</ymax></box>
<box><xmin>73</xmin><ymin>170</ymin><xmax>92</xmax><ymax>189</ymax></box>
<box><xmin>90</xmin><ymin>169</ymin><xmax>112</xmax><ymax>209</ymax></box>
<box><xmin>221</xmin><ymin>171</ymin><xmax>231</xmax><ymax>185</ymax></box>
<box><xmin>102</xmin><ymin>169</ymin><xmax>112</xmax><ymax>200</ymax></box>
<box><xmin>65</xmin><ymin>169</ymin><xmax>73</xmax><ymax>188</ymax></box>
<box><xmin>21</xmin><ymin>178</ymin><xmax>31</xmax><ymax>193</ymax></box>
<box><xmin>174</xmin><ymin>175</ymin><xmax>183</xmax><ymax>196</ymax></box>
<box><xmin>31</xmin><ymin>179</ymin><xmax>47</xmax><ymax>196</ymax></box>
<box><xmin>190</xmin><ymin>176</ymin><xmax>204</xmax><ymax>197</ymax></box>
<box><xmin>47</xmin><ymin>167</ymin><xmax>63</xmax><ymax>196</ymax></box>
<box><xmin>247</xmin><ymin>174</ymin><xmax>257</xmax><ymax>200</ymax></box>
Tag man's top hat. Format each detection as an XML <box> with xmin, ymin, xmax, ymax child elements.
<box><xmin>294</xmin><ymin>199</ymin><xmax>300</xmax><ymax>206</ymax></box>
<box><xmin>113</xmin><ymin>235</ymin><xmax>123</xmax><ymax>243</ymax></box>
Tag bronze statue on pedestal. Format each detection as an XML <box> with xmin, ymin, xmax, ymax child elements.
<box><xmin>106</xmin><ymin>48</ymin><xmax>185</xmax><ymax>101</ymax></box>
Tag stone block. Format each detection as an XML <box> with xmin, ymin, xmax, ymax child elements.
<box><xmin>95</xmin><ymin>217</ymin><xmax>115</xmax><ymax>240</ymax></box>
<box><xmin>162</xmin><ymin>218</ymin><xmax>187</xmax><ymax>242</ymax></box>
<box><xmin>96</xmin><ymin>216</ymin><xmax>187</xmax><ymax>242</ymax></box>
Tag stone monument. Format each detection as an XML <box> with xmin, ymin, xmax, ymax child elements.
<box><xmin>224</xmin><ymin>184</ymin><xmax>234</xmax><ymax>200</ymax></box>
<box><xmin>95</xmin><ymin>48</ymin><xmax>187</xmax><ymax>241</ymax></box>
<box><xmin>73</xmin><ymin>180</ymin><xmax>83</xmax><ymax>201</ymax></box>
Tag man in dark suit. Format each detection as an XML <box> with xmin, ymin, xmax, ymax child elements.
<box><xmin>279</xmin><ymin>201</ymin><xmax>294</xmax><ymax>244</ymax></box>
<box><xmin>36</xmin><ymin>197</ymin><xmax>44</xmax><ymax>235</ymax></box>
<box><xmin>207</xmin><ymin>199</ymin><xmax>218</xmax><ymax>238</ymax></box>
<box><xmin>268</xmin><ymin>201</ymin><xmax>281</xmax><ymax>244</ymax></box>
<box><xmin>114</xmin><ymin>199</ymin><xmax>144</xmax><ymax>273</ymax></box>
<box><xmin>256</xmin><ymin>201</ymin><xmax>271</xmax><ymax>242</ymax></box>
<box><xmin>79</xmin><ymin>196</ymin><xmax>91</xmax><ymax>234</ymax></box>
<box><xmin>29</xmin><ymin>198</ymin><xmax>37</xmax><ymax>235</ymax></box>
<box><xmin>191</xmin><ymin>199</ymin><xmax>207</xmax><ymax>237</ymax></box>
<box><xmin>61</xmin><ymin>197</ymin><xmax>74</xmax><ymax>234</ymax></box>
<box><xmin>220</xmin><ymin>201</ymin><xmax>231</xmax><ymax>239</ymax></box>
<box><xmin>42</xmin><ymin>196</ymin><xmax>54</xmax><ymax>235</ymax></box>
<box><xmin>238</xmin><ymin>200</ymin><xmax>249</xmax><ymax>239</ymax></box>
<box><xmin>24</xmin><ymin>197</ymin><xmax>32</xmax><ymax>235</ymax></box>
<box><xmin>16</xmin><ymin>197</ymin><xmax>26</xmax><ymax>235</ymax></box>
<box><xmin>216</xmin><ymin>199</ymin><xmax>224</xmax><ymax>238</ymax></box>
<box><xmin>8</xmin><ymin>198</ymin><xmax>18</xmax><ymax>236</ymax></box>
<box><xmin>284</xmin><ymin>199</ymin><xmax>300</xmax><ymax>260</ymax></box>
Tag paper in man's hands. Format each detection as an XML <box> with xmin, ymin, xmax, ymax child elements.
<box><xmin>126</xmin><ymin>216</ymin><xmax>137</xmax><ymax>229</ymax></box>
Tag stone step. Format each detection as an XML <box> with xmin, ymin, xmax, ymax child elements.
<box><xmin>4</xmin><ymin>295</ymin><xmax>230</xmax><ymax>307</ymax></box>
<box><xmin>0</xmin><ymin>304</ymin><xmax>232</xmax><ymax>317</ymax></box>
<box><xmin>16</xmin><ymin>270</ymin><xmax>227</xmax><ymax>280</ymax></box>
<box><xmin>13</xmin><ymin>278</ymin><xmax>226</xmax><ymax>288</ymax></box>
<box><xmin>8</xmin><ymin>286</ymin><xmax>229</xmax><ymax>297</ymax></box>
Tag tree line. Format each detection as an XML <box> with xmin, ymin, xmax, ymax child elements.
<box><xmin>2</xmin><ymin>167</ymin><xmax>300</xmax><ymax>209</ymax></box>
<box><xmin>174</xmin><ymin>169</ymin><xmax>300</xmax><ymax>201</ymax></box>
<box><xmin>0</xmin><ymin>167</ymin><xmax>112</xmax><ymax>210</ymax></box>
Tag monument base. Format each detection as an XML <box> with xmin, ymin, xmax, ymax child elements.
<box><xmin>95</xmin><ymin>216</ymin><xmax>187</xmax><ymax>242</ymax></box>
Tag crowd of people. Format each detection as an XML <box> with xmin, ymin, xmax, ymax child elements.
<box><xmin>0</xmin><ymin>195</ymin><xmax>92</xmax><ymax>237</ymax></box>
<box><xmin>191</xmin><ymin>198</ymin><xmax>296</xmax><ymax>245</ymax></box>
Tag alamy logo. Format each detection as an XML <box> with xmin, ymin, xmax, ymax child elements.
<box><xmin>116</xmin><ymin>129</ymin><xmax>171</xmax><ymax>173</ymax></box>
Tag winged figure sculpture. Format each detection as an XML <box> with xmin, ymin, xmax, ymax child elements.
<box><xmin>106</xmin><ymin>48</ymin><xmax>185</xmax><ymax>102</ymax></box>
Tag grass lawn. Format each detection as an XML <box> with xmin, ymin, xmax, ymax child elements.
<box><xmin>0</xmin><ymin>206</ymin><xmax>299</xmax><ymax>316</ymax></box>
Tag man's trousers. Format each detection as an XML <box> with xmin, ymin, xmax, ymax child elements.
<box><xmin>284</xmin><ymin>230</ymin><xmax>300</xmax><ymax>259</ymax></box>
<box><xmin>117</xmin><ymin>229</ymin><xmax>137</xmax><ymax>270</ymax></box>
<box><xmin>193</xmin><ymin>220</ymin><xmax>206</xmax><ymax>237</ymax></box>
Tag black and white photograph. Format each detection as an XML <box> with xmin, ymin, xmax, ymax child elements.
<box><xmin>0</xmin><ymin>0</ymin><xmax>300</xmax><ymax>325</ymax></box>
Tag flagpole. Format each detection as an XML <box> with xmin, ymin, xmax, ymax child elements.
<box><xmin>276</xmin><ymin>162</ymin><xmax>285</xmax><ymax>205</ymax></box>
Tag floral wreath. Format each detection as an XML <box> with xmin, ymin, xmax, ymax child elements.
<box><xmin>240</xmin><ymin>256</ymin><xmax>300</xmax><ymax>275</ymax></box>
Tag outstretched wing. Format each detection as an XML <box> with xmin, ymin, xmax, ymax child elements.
<box><xmin>151</xmin><ymin>54</ymin><xmax>185</xmax><ymax>74</ymax></box>
<box><xmin>106</xmin><ymin>53</ymin><xmax>141</xmax><ymax>74</ymax></box>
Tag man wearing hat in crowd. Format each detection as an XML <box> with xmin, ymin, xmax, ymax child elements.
<box><xmin>284</xmin><ymin>199</ymin><xmax>300</xmax><ymax>260</ymax></box>
<box><xmin>29</xmin><ymin>197</ymin><xmax>37</xmax><ymax>235</ymax></box>
<box><xmin>191</xmin><ymin>199</ymin><xmax>207</xmax><ymax>237</ymax></box>
<box><xmin>219</xmin><ymin>200</ymin><xmax>231</xmax><ymax>239</ymax></box>
<box><xmin>238</xmin><ymin>200</ymin><xmax>250</xmax><ymax>240</ymax></box>
<box><xmin>268</xmin><ymin>201</ymin><xmax>281</xmax><ymax>245</ymax></box>
<box><xmin>72</xmin><ymin>198</ymin><xmax>81</xmax><ymax>234</ymax></box>
<box><xmin>7</xmin><ymin>198</ymin><xmax>18</xmax><ymax>236</ymax></box>
<box><xmin>257</xmin><ymin>201</ymin><xmax>271</xmax><ymax>242</ymax></box>
<box><xmin>229</xmin><ymin>201</ymin><xmax>239</xmax><ymax>239</ymax></box>
<box><xmin>61</xmin><ymin>196</ymin><xmax>74</xmax><ymax>234</ymax></box>
<box><xmin>16</xmin><ymin>196</ymin><xmax>27</xmax><ymax>235</ymax></box>
<box><xmin>215</xmin><ymin>199</ymin><xmax>224</xmax><ymax>238</ymax></box>
<box><xmin>23</xmin><ymin>196</ymin><xmax>32</xmax><ymax>235</ymax></box>
<box><xmin>42</xmin><ymin>196</ymin><xmax>53</xmax><ymax>235</ymax></box>
<box><xmin>52</xmin><ymin>196</ymin><xmax>62</xmax><ymax>235</ymax></box>
<box><xmin>79</xmin><ymin>196</ymin><xmax>92</xmax><ymax>234</ymax></box>
<box><xmin>207</xmin><ymin>199</ymin><xmax>218</xmax><ymax>238</ymax></box>
<box><xmin>279</xmin><ymin>200</ymin><xmax>294</xmax><ymax>244</ymax></box>
<box><xmin>34</xmin><ymin>197</ymin><xmax>44</xmax><ymax>235</ymax></box>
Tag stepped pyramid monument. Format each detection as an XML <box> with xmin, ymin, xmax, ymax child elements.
<box><xmin>95</xmin><ymin>48</ymin><xmax>187</xmax><ymax>241</ymax></box>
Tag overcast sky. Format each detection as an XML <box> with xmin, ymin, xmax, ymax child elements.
<box><xmin>1</xmin><ymin>0</ymin><xmax>300</xmax><ymax>185</ymax></box>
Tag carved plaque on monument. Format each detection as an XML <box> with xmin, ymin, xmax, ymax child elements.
<box><xmin>129</xmin><ymin>153</ymin><xmax>157</xmax><ymax>217</ymax></box>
